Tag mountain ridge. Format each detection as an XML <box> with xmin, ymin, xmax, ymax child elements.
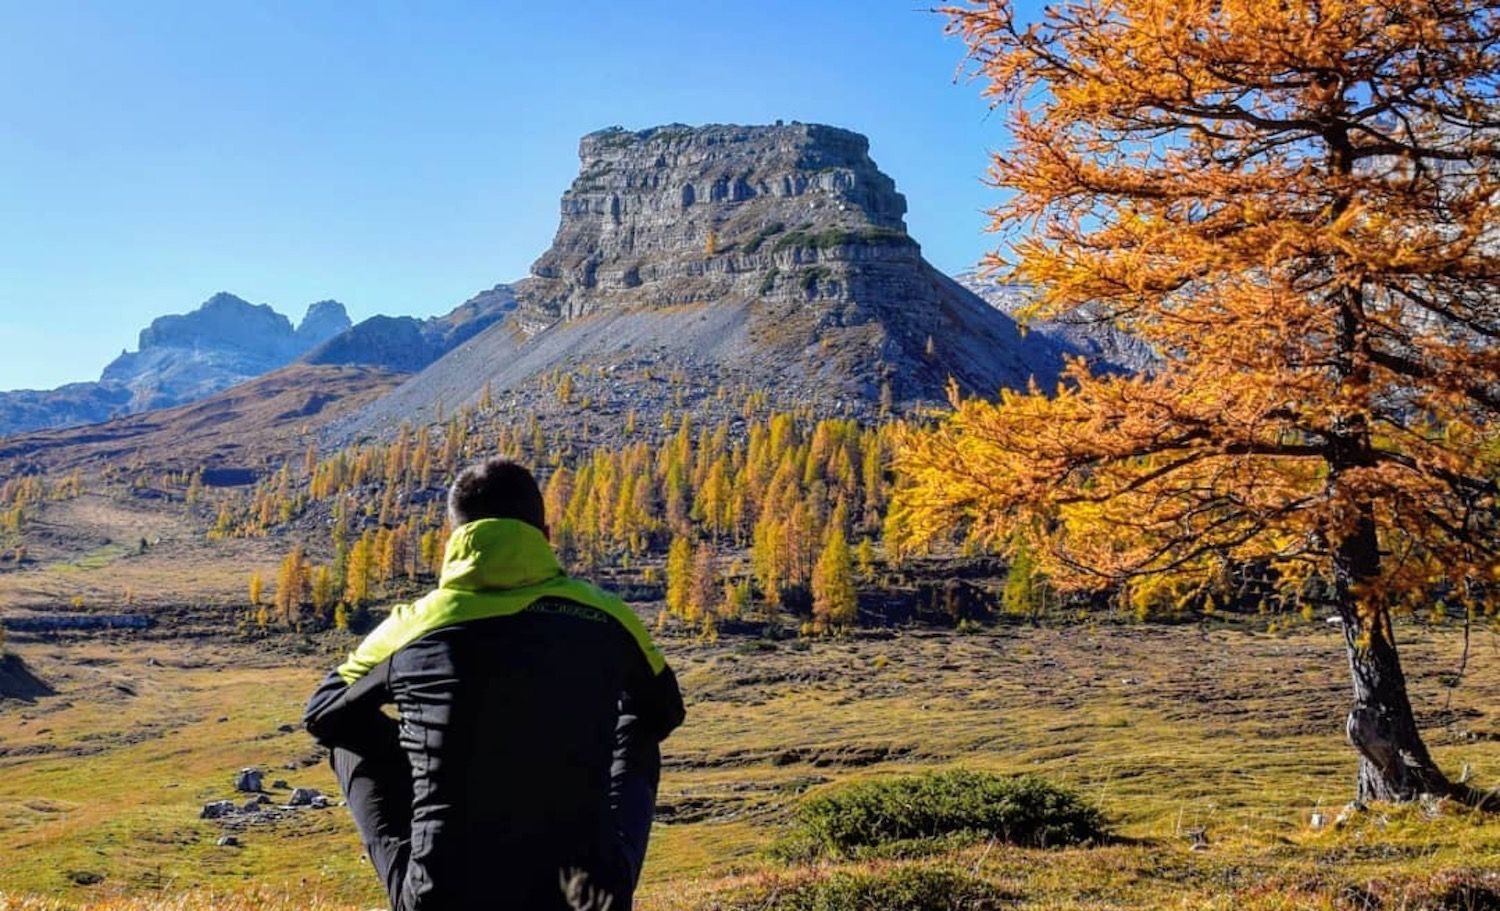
<box><xmin>0</xmin><ymin>285</ymin><xmax>517</xmax><ymax>438</ymax></box>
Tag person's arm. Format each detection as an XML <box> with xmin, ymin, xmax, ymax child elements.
<box><xmin>304</xmin><ymin>601</ymin><xmax>422</xmax><ymax>751</ymax></box>
<box><xmin>305</xmin><ymin>657</ymin><xmax>414</xmax><ymax>909</ymax></box>
<box><xmin>611</xmin><ymin>659</ymin><xmax>685</xmax><ymax>889</ymax></box>
<box><xmin>303</xmin><ymin>658</ymin><xmax>397</xmax><ymax>752</ymax></box>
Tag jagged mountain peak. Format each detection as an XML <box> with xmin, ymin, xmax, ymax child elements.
<box><xmin>136</xmin><ymin>292</ymin><xmax>292</xmax><ymax>355</ymax></box>
<box><xmin>3</xmin><ymin>294</ymin><xmax>353</xmax><ymax>437</ymax></box>
<box><xmin>296</xmin><ymin>300</ymin><xmax>353</xmax><ymax>345</ymax></box>
<box><xmin>299</xmin><ymin>285</ymin><xmax>517</xmax><ymax>373</ymax></box>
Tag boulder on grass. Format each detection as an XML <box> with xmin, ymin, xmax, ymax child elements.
<box><xmin>289</xmin><ymin>787</ymin><xmax>322</xmax><ymax>807</ymax></box>
<box><xmin>234</xmin><ymin>768</ymin><xmax>263</xmax><ymax>792</ymax></box>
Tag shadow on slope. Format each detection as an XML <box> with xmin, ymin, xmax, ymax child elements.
<box><xmin>0</xmin><ymin>653</ymin><xmax>54</xmax><ymax>702</ymax></box>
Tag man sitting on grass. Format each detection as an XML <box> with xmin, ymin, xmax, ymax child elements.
<box><xmin>305</xmin><ymin>458</ymin><xmax>685</xmax><ymax>911</ymax></box>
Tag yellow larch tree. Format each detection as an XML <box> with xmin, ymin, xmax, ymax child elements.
<box><xmin>665</xmin><ymin>535</ymin><xmax>693</xmax><ymax>620</ymax></box>
<box><xmin>899</xmin><ymin>0</ymin><xmax>1500</xmax><ymax>805</ymax></box>
<box><xmin>344</xmin><ymin>532</ymin><xmax>374</xmax><ymax>607</ymax></box>
<box><xmin>273</xmin><ymin>544</ymin><xmax>307</xmax><ymax>627</ymax></box>
<box><xmin>686</xmin><ymin>542</ymin><xmax>717</xmax><ymax>624</ymax></box>
<box><xmin>812</xmin><ymin>528</ymin><xmax>857</xmax><ymax>633</ymax></box>
<box><xmin>310</xmin><ymin>564</ymin><xmax>335</xmax><ymax>622</ymax></box>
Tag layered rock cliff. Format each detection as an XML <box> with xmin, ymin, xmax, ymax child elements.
<box><xmin>513</xmin><ymin>123</ymin><xmax>912</xmax><ymax>329</ymax></box>
<box><xmin>343</xmin><ymin>123</ymin><xmax>1084</xmax><ymax>437</ymax></box>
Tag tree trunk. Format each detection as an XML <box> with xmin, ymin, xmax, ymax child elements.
<box><xmin>1333</xmin><ymin>510</ymin><xmax>1452</xmax><ymax>803</ymax></box>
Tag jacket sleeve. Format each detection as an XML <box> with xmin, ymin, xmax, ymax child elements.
<box><xmin>303</xmin><ymin>658</ymin><xmax>397</xmax><ymax>752</ymax></box>
<box><xmin>611</xmin><ymin>656</ymin><xmax>684</xmax><ymax>888</ymax></box>
<box><xmin>631</xmin><ymin>662</ymin><xmax>685</xmax><ymax>743</ymax></box>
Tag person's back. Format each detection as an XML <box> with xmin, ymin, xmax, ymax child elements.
<box><xmin>305</xmin><ymin>460</ymin><xmax>684</xmax><ymax>911</ymax></box>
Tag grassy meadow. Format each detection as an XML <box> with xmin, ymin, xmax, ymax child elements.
<box><xmin>0</xmin><ymin>616</ymin><xmax>1496</xmax><ymax>910</ymax></box>
<box><xmin>1</xmin><ymin>457</ymin><xmax>1497</xmax><ymax>910</ymax></box>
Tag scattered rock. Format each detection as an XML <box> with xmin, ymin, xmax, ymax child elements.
<box><xmin>200</xmin><ymin>800</ymin><xmax>237</xmax><ymax>820</ymax></box>
<box><xmin>1334</xmin><ymin>800</ymin><xmax>1366</xmax><ymax>828</ymax></box>
<box><xmin>216</xmin><ymin>835</ymin><xmax>240</xmax><ymax>848</ymax></box>
<box><xmin>289</xmin><ymin>787</ymin><xmax>322</xmax><ymax>807</ymax></box>
<box><xmin>1309</xmin><ymin>811</ymin><xmax>1327</xmax><ymax>830</ymax></box>
<box><xmin>234</xmin><ymin>768</ymin><xmax>263</xmax><ymax>792</ymax></box>
<box><xmin>67</xmin><ymin>870</ymin><xmax>104</xmax><ymax>886</ymax></box>
<box><xmin>271</xmin><ymin>779</ymin><xmax>289</xmax><ymax>790</ymax></box>
<box><xmin>277</xmin><ymin>723</ymin><xmax>296</xmax><ymax>733</ymax></box>
<box><xmin>1182</xmin><ymin>826</ymin><xmax>1209</xmax><ymax>850</ymax></box>
<box><xmin>1420</xmin><ymin>793</ymin><xmax>1447</xmax><ymax>820</ymax></box>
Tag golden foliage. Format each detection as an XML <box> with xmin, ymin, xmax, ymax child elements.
<box><xmin>812</xmin><ymin>528</ymin><xmax>857</xmax><ymax>632</ymax></box>
<box><xmin>902</xmin><ymin>0</ymin><xmax>1499</xmax><ymax>622</ymax></box>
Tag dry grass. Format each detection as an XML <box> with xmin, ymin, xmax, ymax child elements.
<box><xmin>0</xmin><ymin>493</ymin><xmax>291</xmax><ymax>617</ymax></box>
<box><xmin>0</xmin><ymin>615</ymin><xmax>1495</xmax><ymax>909</ymax></box>
<box><xmin>0</xmin><ymin>888</ymin><xmax>362</xmax><ymax>911</ymax></box>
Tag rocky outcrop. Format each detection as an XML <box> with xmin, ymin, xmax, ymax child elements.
<box><xmin>513</xmin><ymin>123</ymin><xmax>916</xmax><ymax>331</ymax></box>
<box><xmin>130</xmin><ymin>292</ymin><xmax>299</xmax><ymax>358</ymax></box>
<box><xmin>0</xmin><ymin>294</ymin><xmax>352</xmax><ymax>437</ymax></box>
<box><xmin>344</xmin><ymin>123</ymin><xmax>1081</xmax><ymax>437</ymax></box>
<box><xmin>295</xmin><ymin>300</ymin><xmax>355</xmax><ymax>347</ymax></box>
<box><xmin>100</xmin><ymin>294</ymin><xmax>354</xmax><ymax>412</ymax></box>
<box><xmin>0</xmin><ymin>653</ymin><xmax>54</xmax><ymax>702</ymax></box>
<box><xmin>508</xmin><ymin>123</ymin><xmax>1083</xmax><ymax>402</ymax></box>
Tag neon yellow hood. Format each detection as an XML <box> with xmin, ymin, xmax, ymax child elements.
<box><xmin>336</xmin><ymin>518</ymin><xmax>665</xmax><ymax>684</ymax></box>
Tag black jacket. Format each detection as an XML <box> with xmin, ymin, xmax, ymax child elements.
<box><xmin>304</xmin><ymin>518</ymin><xmax>684</xmax><ymax>911</ymax></box>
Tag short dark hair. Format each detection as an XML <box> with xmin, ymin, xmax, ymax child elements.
<box><xmin>447</xmin><ymin>458</ymin><xmax>547</xmax><ymax>533</ymax></box>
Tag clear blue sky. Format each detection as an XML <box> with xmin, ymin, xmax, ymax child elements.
<box><xmin>0</xmin><ymin>1</ymin><xmax>1031</xmax><ymax>391</ymax></box>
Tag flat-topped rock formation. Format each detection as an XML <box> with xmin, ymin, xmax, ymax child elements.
<box><xmin>342</xmin><ymin>122</ymin><xmax>1086</xmax><ymax>437</ymax></box>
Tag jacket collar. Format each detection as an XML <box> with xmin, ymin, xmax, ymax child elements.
<box><xmin>438</xmin><ymin>518</ymin><xmax>563</xmax><ymax>592</ymax></box>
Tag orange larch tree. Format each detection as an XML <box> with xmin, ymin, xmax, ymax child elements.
<box><xmin>899</xmin><ymin>0</ymin><xmax>1499</xmax><ymax>804</ymax></box>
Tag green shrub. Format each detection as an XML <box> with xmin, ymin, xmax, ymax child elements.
<box><xmin>744</xmin><ymin>221</ymin><xmax>787</xmax><ymax>253</ymax></box>
<box><xmin>800</xmin><ymin>266</ymin><xmax>833</xmax><ymax>294</ymax></box>
<box><xmin>724</xmin><ymin>865</ymin><xmax>1009</xmax><ymax>911</ymax></box>
<box><xmin>790</xmin><ymin>769</ymin><xmax>1106</xmax><ymax>857</ymax></box>
<box><xmin>771</xmin><ymin>226</ymin><xmax>913</xmax><ymax>254</ymax></box>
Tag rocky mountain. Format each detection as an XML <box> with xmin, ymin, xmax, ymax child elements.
<box><xmin>342</xmin><ymin>122</ymin><xmax>1085</xmax><ymax>437</ymax></box>
<box><xmin>101</xmin><ymin>293</ymin><xmax>353</xmax><ymax>412</ymax></box>
<box><xmin>301</xmin><ymin>284</ymin><xmax>517</xmax><ymax>372</ymax></box>
<box><xmin>952</xmin><ymin>273</ymin><xmax>1159</xmax><ymax>375</ymax></box>
<box><xmin>0</xmin><ymin>294</ymin><xmax>352</xmax><ymax>437</ymax></box>
<box><xmin>0</xmin><ymin>282</ymin><xmax>522</xmax><ymax>439</ymax></box>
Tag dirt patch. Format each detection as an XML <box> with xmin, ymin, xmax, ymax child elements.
<box><xmin>655</xmin><ymin>795</ymin><xmax>751</xmax><ymax>824</ymax></box>
<box><xmin>667</xmin><ymin>742</ymin><xmax>918</xmax><ymax>770</ymax></box>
